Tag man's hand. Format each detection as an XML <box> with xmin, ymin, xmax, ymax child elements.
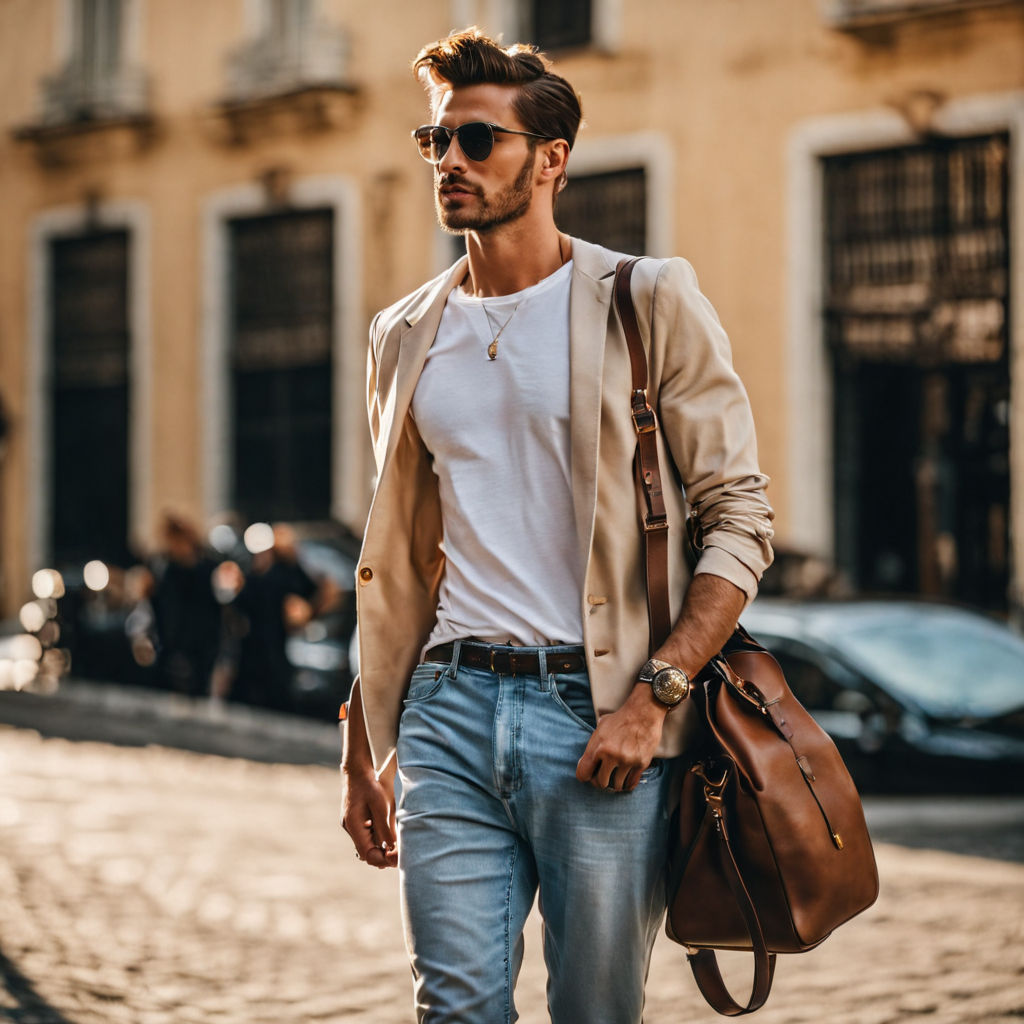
<box><xmin>341</xmin><ymin>760</ymin><xmax>397</xmax><ymax>869</ymax></box>
<box><xmin>340</xmin><ymin>677</ymin><xmax>398</xmax><ymax>868</ymax></box>
<box><xmin>575</xmin><ymin>683</ymin><xmax>668</xmax><ymax>792</ymax></box>
<box><xmin>576</xmin><ymin>574</ymin><xmax>748</xmax><ymax>793</ymax></box>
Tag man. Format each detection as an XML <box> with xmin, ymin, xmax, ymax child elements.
<box><xmin>341</xmin><ymin>28</ymin><xmax>774</xmax><ymax>1024</ymax></box>
<box><xmin>149</xmin><ymin>512</ymin><xmax>222</xmax><ymax>697</ymax></box>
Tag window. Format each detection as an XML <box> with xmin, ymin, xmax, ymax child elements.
<box><xmin>229</xmin><ymin>210</ymin><xmax>334</xmax><ymax>524</ymax></box>
<box><xmin>555</xmin><ymin>167</ymin><xmax>647</xmax><ymax>256</ymax></box>
<box><xmin>824</xmin><ymin>135</ymin><xmax>1010</xmax><ymax>611</ymax></box>
<box><xmin>50</xmin><ymin>231</ymin><xmax>131</xmax><ymax>565</ymax></box>
<box><xmin>41</xmin><ymin>0</ymin><xmax>148</xmax><ymax>123</ymax></box>
<box><xmin>527</xmin><ymin>0</ymin><xmax>592</xmax><ymax>50</ymax></box>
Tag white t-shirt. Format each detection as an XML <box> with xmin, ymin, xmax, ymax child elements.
<box><xmin>412</xmin><ymin>259</ymin><xmax>583</xmax><ymax>649</ymax></box>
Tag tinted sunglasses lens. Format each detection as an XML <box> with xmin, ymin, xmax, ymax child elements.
<box><xmin>413</xmin><ymin>123</ymin><xmax>495</xmax><ymax>163</ymax></box>
<box><xmin>456</xmin><ymin>122</ymin><xmax>493</xmax><ymax>161</ymax></box>
<box><xmin>414</xmin><ymin>127</ymin><xmax>447</xmax><ymax>163</ymax></box>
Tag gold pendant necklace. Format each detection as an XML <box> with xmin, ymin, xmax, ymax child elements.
<box><xmin>485</xmin><ymin>303</ymin><xmax>520</xmax><ymax>361</ymax></box>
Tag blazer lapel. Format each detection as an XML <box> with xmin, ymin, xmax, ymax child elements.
<box><xmin>381</xmin><ymin>256</ymin><xmax>468</xmax><ymax>463</ymax></box>
<box><xmin>568</xmin><ymin>239</ymin><xmax>619</xmax><ymax>567</ymax></box>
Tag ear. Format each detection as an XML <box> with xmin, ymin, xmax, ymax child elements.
<box><xmin>537</xmin><ymin>139</ymin><xmax>570</xmax><ymax>187</ymax></box>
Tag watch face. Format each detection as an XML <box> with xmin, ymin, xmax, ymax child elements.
<box><xmin>652</xmin><ymin>667</ymin><xmax>690</xmax><ymax>706</ymax></box>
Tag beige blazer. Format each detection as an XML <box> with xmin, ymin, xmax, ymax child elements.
<box><xmin>354</xmin><ymin>237</ymin><xmax>774</xmax><ymax>770</ymax></box>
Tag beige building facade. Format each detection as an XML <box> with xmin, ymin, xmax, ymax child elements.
<box><xmin>1</xmin><ymin>0</ymin><xmax>1022</xmax><ymax>618</ymax></box>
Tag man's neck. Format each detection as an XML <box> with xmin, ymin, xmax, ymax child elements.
<box><xmin>461</xmin><ymin>224</ymin><xmax>571</xmax><ymax>298</ymax></box>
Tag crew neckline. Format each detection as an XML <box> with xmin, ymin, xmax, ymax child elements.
<box><xmin>453</xmin><ymin>258</ymin><xmax>573</xmax><ymax>307</ymax></box>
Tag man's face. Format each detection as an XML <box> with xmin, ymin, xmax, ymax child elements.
<box><xmin>430</xmin><ymin>84</ymin><xmax>540</xmax><ymax>234</ymax></box>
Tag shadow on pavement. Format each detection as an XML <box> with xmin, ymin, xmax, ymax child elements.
<box><xmin>863</xmin><ymin>795</ymin><xmax>1024</xmax><ymax>864</ymax></box>
<box><xmin>0</xmin><ymin>681</ymin><xmax>339</xmax><ymax>767</ymax></box>
<box><xmin>0</xmin><ymin>948</ymin><xmax>76</xmax><ymax>1024</ymax></box>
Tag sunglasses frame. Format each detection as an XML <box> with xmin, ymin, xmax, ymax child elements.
<box><xmin>412</xmin><ymin>121</ymin><xmax>556</xmax><ymax>164</ymax></box>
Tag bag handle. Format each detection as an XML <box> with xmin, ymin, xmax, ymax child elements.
<box><xmin>687</xmin><ymin>761</ymin><xmax>777</xmax><ymax>1015</ymax></box>
<box><xmin>613</xmin><ymin>257</ymin><xmax>776</xmax><ymax>1016</ymax></box>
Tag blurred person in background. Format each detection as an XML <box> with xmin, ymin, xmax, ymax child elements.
<box><xmin>148</xmin><ymin>512</ymin><xmax>223</xmax><ymax>697</ymax></box>
<box><xmin>340</xmin><ymin>29</ymin><xmax>774</xmax><ymax>1024</ymax></box>
<box><xmin>217</xmin><ymin>524</ymin><xmax>338</xmax><ymax>712</ymax></box>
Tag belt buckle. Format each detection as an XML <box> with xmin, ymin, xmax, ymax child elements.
<box><xmin>488</xmin><ymin>645</ymin><xmax>518</xmax><ymax>675</ymax></box>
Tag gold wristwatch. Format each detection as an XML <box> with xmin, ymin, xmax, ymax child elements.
<box><xmin>638</xmin><ymin>658</ymin><xmax>691</xmax><ymax>708</ymax></box>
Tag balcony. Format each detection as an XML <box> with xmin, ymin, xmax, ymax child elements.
<box><xmin>13</xmin><ymin>61</ymin><xmax>154</xmax><ymax>165</ymax></box>
<box><xmin>210</xmin><ymin>19</ymin><xmax>359</xmax><ymax>145</ymax></box>
<box><xmin>822</xmin><ymin>0</ymin><xmax>1023</xmax><ymax>27</ymax></box>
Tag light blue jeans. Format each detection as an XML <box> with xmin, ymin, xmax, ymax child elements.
<box><xmin>395</xmin><ymin>643</ymin><xmax>675</xmax><ymax>1024</ymax></box>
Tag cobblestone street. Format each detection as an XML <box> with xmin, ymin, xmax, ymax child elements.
<box><xmin>2</xmin><ymin>722</ymin><xmax>1023</xmax><ymax>1024</ymax></box>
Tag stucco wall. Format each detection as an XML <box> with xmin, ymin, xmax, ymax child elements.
<box><xmin>2</xmin><ymin>0</ymin><xmax>1023</xmax><ymax>613</ymax></box>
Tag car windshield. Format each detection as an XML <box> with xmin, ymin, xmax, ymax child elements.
<box><xmin>831</xmin><ymin>609</ymin><xmax>1024</xmax><ymax>720</ymax></box>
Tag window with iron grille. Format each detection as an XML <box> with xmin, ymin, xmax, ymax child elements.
<box><xmin>229</xmin><ymin>210</ymin><xmax>334</xmax><ymax>525</ymax></box>
<box><xmin>50</xmin><ymin>230</ymin><xmax>131</xmax><ymax>566</ymax></box>
<box><xmin>526</xmin><ymin>0</ymin><xmax>593</xmax><ymax>50</ymax></box>
<box><xmin>824</xmin><ymin>134</ymin><xmax>1010</xmax><ymax>611</ymax></box>
<box><xmin>556</xmin><ymin>167</ymin><xmax>647</xmax><ymax>256</ymax></box>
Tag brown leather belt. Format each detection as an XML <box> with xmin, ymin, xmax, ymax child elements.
<box><xmin>424</xmin><ymin>641</ymin><xmax>587</xmax><ymax>676</ymax></box>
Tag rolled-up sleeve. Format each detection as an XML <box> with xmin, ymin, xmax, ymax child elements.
<box><xmin>650</xmin><ymin>258</ymin><xmax>774</xmax><ymax>603</ymax></box>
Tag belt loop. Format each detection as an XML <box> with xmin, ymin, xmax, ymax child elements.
<box><xmin>449</xmin><ymin>639</ymin><xmax>462</xmax><ymax>680</ymax></box>
<box><xmin>537</xmin><ymin>649</ymin><xmax>548</xmax><ymax>690</ymax></box>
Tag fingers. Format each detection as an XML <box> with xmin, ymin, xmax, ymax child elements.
<box><xmin>576</xmin><ymin>738</ymin><xmax>647</xmax><ymax>793</ymax></box>
<box><xmin>341</xmin><ymin>779</ymin><xmax>398</xmax><ymax>870</ymax></box>
<box><xmin>575</xmin><ymin>745</ymin><xmax>597</xmax><ymax>783</ymax></box>
<box><xmin>577</xmin><ymin>741</ymin><xmax>622</xmax><ymax>790</ymax></box>
<box><xmin>344</xmin><ymin>814</ymin><xmax>397</xmax><ymax>868</ymax></box>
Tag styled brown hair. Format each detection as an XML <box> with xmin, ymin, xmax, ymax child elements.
<box><xmin>412</xmin><ymin>28</ymin><xmax>583</xmax><ymax>150</ymax></box>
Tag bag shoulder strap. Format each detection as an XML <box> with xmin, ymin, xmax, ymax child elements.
<box><xmin>614</xmin><ymin>257</ymin><xmax>778</xmax><ymax>1016</ymax></box>
<box><xmin>613</xmin><ymin>258</ymin><xmax>672</xmax><ymax>652</ymax></box>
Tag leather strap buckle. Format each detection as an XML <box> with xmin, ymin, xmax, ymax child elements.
<box><xmin>643</xmin><ymin>513</ymin><xmax>669</xmax><ymax>533</ymax></box>
<box><xmin>631</xmin><ymin>390</ymin><xmax>657</xmax><ymax>433</ymax></box>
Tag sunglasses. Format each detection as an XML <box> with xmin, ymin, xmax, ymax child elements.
<box><xmin>412</xmin><ymin>121</ymin><xmax>555</xmax><ymax>164</ymax></box>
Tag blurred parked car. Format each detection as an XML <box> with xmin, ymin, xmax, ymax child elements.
<box><xmin>280</xmin><ymin>524</ymin><xmax>359</xmax><ymax>717</ymax></box>
<box><xmin>740</xmin><ymin>599</ymin><xmax>1024</xmax><ymax>794</ymax></box>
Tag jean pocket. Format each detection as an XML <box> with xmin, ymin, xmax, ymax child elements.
<box><xmin>403</xmin><ymin>662</ymin><xmax>448</xmax><ymax>704</ymax></box>
<box><xmin>637</xmin><ymin>758</ymin><xmax>665</xmax><ymax>783</ymax></box>
<box><xmin>548</xmin><ymin>672</ymin><xmax>597</xmax><ymax>731</ymax></box>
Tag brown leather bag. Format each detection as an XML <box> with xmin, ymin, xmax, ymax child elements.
<box><xmin>614</xmin><ymin>258</ymin><xmax>879</xmax><ymax>1016</ymax></box>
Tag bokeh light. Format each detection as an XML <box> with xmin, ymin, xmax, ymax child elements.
<box><xmin>19</xmin><ymin>602</ymin><xmax>47</xmax><ymax>633</ymax></box>
<box><xmin>31</xmin><ymin>568</ymin><xmax>65</xmax><ymax>600</ymax></box>
<box><xmin>12</xmin><ymin>659</ymin><xmax>39</xmax><ymax>690</ymax></box>
<box><xmin>83</xmin><ymin>560</ymin><xmax>111</xmax><ymax>592</ymax></box>
<box><xmin>243</xmin><ymin>522</ymin><xmax>274</xmax><ymax>554</ymax></box>
<box><xmin>10</xmin><ymin>635</ymin><xmax>42</xmax><ymax>662</ymax></box>
<box><xmin>209</xmin><ymin>523</ymin><xmax>238</xmax><ymax>554</ymax></box>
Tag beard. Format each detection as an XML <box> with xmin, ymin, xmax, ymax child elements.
<box><xmin>435</xmin><ymin>147</ymin><xmax>536</xmax><ymax>234</ymax></box>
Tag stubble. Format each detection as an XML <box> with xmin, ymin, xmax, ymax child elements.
<box><xmin>435</xmin><ymin>147</ymin><xmax>537</xmax><ymax>235</ymax></box>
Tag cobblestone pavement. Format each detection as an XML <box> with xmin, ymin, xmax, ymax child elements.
<box><xmin>1</xmin><ymin>725</ymin><xmax>1023</xmax><ymax>1024</ymax></box>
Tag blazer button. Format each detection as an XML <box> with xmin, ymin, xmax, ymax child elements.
<box><xmin>359</xmin><ymin>566</ymin><xmax>373</xmax><ymax>583</ymax></box>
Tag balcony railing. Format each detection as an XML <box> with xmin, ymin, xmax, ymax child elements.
<box><xmin>38</xmin><ymin>61</ymin><xmax>150</xmax><ymax>125</ymax></box>
<box><xmin>823</xmin><ymin>0</ymin><xmax>1022</xmax><ymax>27</ymax></box>
<box><xmin>224</xmin><ymin>20</ymin><xmax>351</xmax><ymax>103</ymax></box>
